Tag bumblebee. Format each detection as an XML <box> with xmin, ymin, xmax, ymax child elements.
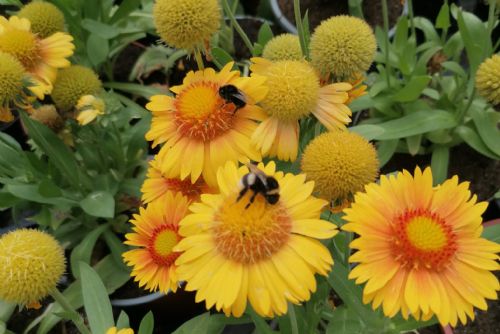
<box><xmin>237</xmin><ymin>163</ymin><xmax>280</xmax><ymax>209</ymax></box>
<box><xmin>219</xmin><ymin>84</ymin><xmax>247</xmax><ymax>112</ymax></box>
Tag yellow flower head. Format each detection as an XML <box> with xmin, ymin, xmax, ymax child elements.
<box><xmin>0</xmin><ymin>16</ymin><xmax>74</xmax><ymax>99</ymax></box>
<box><xmin>123</xmin><ymin>192</ymin><xmax>189</xmax><ymax>293</ymax></box>
<box><xmin>250</xmin><ymin>58</ymin><xmax>353</xmax><ymax>161</ymax></box>
<box><xmin>343</xmin><ymin>167</ymin><xmax>500</xmax><ymax>327</ymax></box>
<box><xmin>30</xmin><ymin>104</ymin><xmax>63</xmax><ymax>129</ymax></box>
<box><xmin>145</xmin><ymin>62</ymin><xmax>268</xmax><ymax>187</ymax></box>
<box><xmin>175</xmin><ymin>161</ymin><xmax>338</xmax><ymax>317</ymax></box>
<box><xmin>153</xmin><ymin>0</ymin><xmax>221</xmax><ymax>50</ymax></box>
<box><xmin>476</xmin><ymin>54</ymin><xmax>500</xmax><ymax>105</ymax></box>
<box><xmin>0</xmin><ymin>229</ymin><xmax>65</xmax><ymax>305</ymax></box>
<box><xmin>18</xmin><ymin>1</ymin><xmax>65</xmax><ymax>38</ymax></box>
<box><xmin>75</xmin><ymin>94</ymin><xmax>105</xmax><ymax>125</ymax></box>
<box><xmin>262</xmin><ymin>34</ymin><xmax>303</xmax><ymax>61</ymax></box>
<box><xmin>310</xmin><ymin>16</ymin><xmax>376</xmax><ymax>80</ymax></box>
<box><xmin>141</xmin><ymin>156</ymin><xmax>211</xmax><ymax>204</ymax></box>
<box><xmin>106</xmin><ymin>327</ymin><xmax>134</xmax><ymax>334</ymax></box>
<box><xmin>301</xmin><ymin>131</ymin><xmax>379</xmax><ymax>202</ymax></box>
<box><xmin>52</xmin><ymin>65</ymin><xmax>102</xmax><ymax>112</ymax></box>
<box><xmin>0</xmin><ymin>51</ymin><xmax>25</xmax><ymax>106</ymax></box>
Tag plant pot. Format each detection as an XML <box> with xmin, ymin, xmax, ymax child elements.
<box><xmin>270</xmin><ymin>0</ymin><xmax>407</xmax><ymax>36</ymax></box>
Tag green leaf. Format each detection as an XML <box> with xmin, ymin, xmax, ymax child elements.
<box><xmin>257</xmin><ymin>22</ymin><xmax>273</xmax><ymax>47</ymax></box>
<box><xmin>435</xmin><ymin>3</ymin><xmax>450</xmax><ymax>29</ymax></box>
<box><xmin>326</xmin><ymin>306</ymin><xmax>365</xmax><ymax>334</ymax></box>
<box><xmin>456</xmin><ymin>8</ymin><xmax>489</xmax><ymax>73</ymax></box>
<box><xmin>87</xmin><ymin>34</ymin><xmax>109</xmax><ymax>67</ymax></box>
<box><xmin>138</xmin><ymin>312</ymin><xmax>154</xmax><ymax>334</ymax></box>
<box><xmin>116</xmin><ymin>311</ymin><xmax>130</xmax><ymax>329</ymax></box>
<box><xmin>110</xmin><ymin>0</ymin><xmax>141</xmax><ymax>23</ymax></box>
<box><xmin>0</xmin><ymin>192</ymin><xmax>21</xmax><ymax>209</ymax></box>
<box><xmin>104</xmin><ymin>82</ymin><xmax>167</xmax><ymax>99</ymax></box>
<box><xmin>394</xmin><ymin>16</ymin><xmax>409</xmax><ymax>52</ymax></box>
<box><xmin>441</xmin><ymin>61</ymin><xmax>466</xmax><ymax>77</ymax></box>
<box><xmin>81</xmin><ymin>19</ymin><xmax>120</xmax><ymax>39</ymax></box>
<box><xmin>80</xmin><ymin>262</ymin><xmax>115</xmax><ymax>334</ymax></box>
<box><xmin>211</xmin><ymin>47</ymin><xmax>234</xmax><ymax>69</ymax></box>
<box><xmin>20</xmin><ymin>112</ymin><xmax>81</xmax><ymax>189</ymax></box>
<box><xmin>172</xmin><ymin>313</ymin><xmax>210</xmax><ymax>334</ymax></box>
<box><xmin>469</xmin><ymin>109</ymin><xmax>500</xmax><ymax>157</ymax></box>
<box><xmin>377</xmin><ymin>139</ymin><xmax>399</xmax><ymax>167</ymax></box>
<box><xmin>0</xmin><ymin>0</ymin><xmax>22</xmax><ymax>6</ymax></box>
<box><xmin>392</xmin><ymin>76</ymin><xmax>432</xmax><ymax>102</ymax></box>
<box><xmin>482</xmin><ymin>224</ymin><xmax>500</xmax><ymax>243</ymax></box>
<box><xmin>38</xmin><ymin>179</ymin><xmax>62</xmax><ymax>198</ymax></box>
<box><xmin>455</xmin><ymin>125</ymin><xmax>499</xmax><ymax>159</ymax></box>
<box><xmin>80</xmin><ymin>191</ymin><xmax>115</xmax><ymax>218</ymax></box>
<box><xmin>349</xmin><ymin>125</ymin><xmax>385</xmax><ymax>141</ymax></box>
<box><xmin>0</xmin><ymin>300</ymin><xmax>16</xmax><ymax>322</ymax></box>
<box><xmin>5</xmin><ymin>184</ymin><xmax>73</xmax><ymax>205</ymax></box>
<box><xmin>406</xmin><ymin>134</ymin><xmax>422</xmax><ymax>156</ymax></box>
<box><xmin>248</xmin><ymin>307</ymin><xmax>277</xmax><ymax>334</ymax></box>
<box><xmin>413</xmin><ymin>17</ymin><xmax>440</xmax><ymax>43</ymax></box>
<box><xmin>375</xmin><ymin>110</ymin><xmax>457</xmax><ymax>140</ymax></box>
<box><xmin>431</xmin><ymin>145</ymin><xmax>450</xmax><ymax>185</ymax></box>
<box><xmin>102</xmin><ymin>229</ymin><xmax>129</xmax><ymax>270</ymax></box>
<box><xmin>70</xmin><ymin>224</ymin><xmax>109</xmax><ymax>278</ymax></box>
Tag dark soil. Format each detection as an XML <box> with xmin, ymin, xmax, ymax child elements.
<box><xmin>277</xmin><ymin>0</ymin><xmax>402</xmax><ymax>31</ymax></box>
<box><xmin>111</xmin><ymin>278</ymin><xmax>151</xmax><ymax>299</ymax></box>
<box><xmin>419</xmin><ymin>325</ymin><xmax>442</xmax><ymax>334</ymax></box>
<box><xmin>381</xmin><ymin>144</ymin><xmax>500</xmax><ymax>202</ymax></box>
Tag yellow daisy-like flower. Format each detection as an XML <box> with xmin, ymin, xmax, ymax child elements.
<box><xmin>75</xmin><ymin>95</ymin><xmax>105</xmax><ymax>126</ymax></box>
<box><xmin>175</xmin><ymin>161</ymin><xmax>337</xmax><ymax>317</ymax></box>
<box><xmin>343</xmin><ymin>167</ymin><xmax>500</xmax><ymax>326</ymax></box>
<box><xmin>106</xmin><ymin>327</ymin><xmax>134</xmax><ymax>334</ymax></box>
<box><xmin>0</xmin><ymin>16</ymin><xmax>74</xmax><ymax>99</ymax></box>
<box><xmin>123</xmin><ymin>192</ymin><xmax>189</xmax><ymax>293</ymax></box>
<box><xmin>18</xmin><ymin>1</ymin><xmax>66</xmax><ymax>38</ymax></box>
<box><xmin>145</xmin><ymin>62</ymin><xmax>268</xmax><ymax>187</ymax></box>
<box><xmin>475</xmin><ymin>54</ymin><xmax>500</xmax><ymax>105</ymax></box>
<box><xmin>141</xmin><ymin>156</ymin><xmax>211</xmax><ymax>204</ymax></box>
<box><xmin>262</xmin><ymin>34</ymin><xmax>303</xmax><ymax>61</ymax></box>
<box><xmin>250</xmin><ymin>58</ymin><xmax>352</xmax><ymax>161</ymax></box>
<box><xmin>0</xmin><ymin>229</ymin><xmax>65</xmax><ymax>306</ymax></box>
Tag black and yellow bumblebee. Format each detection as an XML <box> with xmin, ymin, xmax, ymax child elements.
<box><xmin>237</xmin><ymin>163</ymin><xmax>280</xmax><ymax>209</ymax></box>
<box><xmin>218</xmin><ymin>84</ymin><xmax>247</xmax><ymax>112</ymax></box>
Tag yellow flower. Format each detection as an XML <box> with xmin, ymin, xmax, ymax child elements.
<box><xmin>250</xmin><ymin>58</ymin><xmax>352</xmax><ymax>161</ymax></box>
<box><xmin>310</xmin><ymin>16</ymin><xmax>376</xmax><ymax>80</ymax></box>
<box><xmin>0</xmin><ymin>51</ymin><xmax>25</xmax><ymax>121</ymax></box>
<box><xmin>301</xmin><ymin>131</ymin><xmax>379</xmax><ymax>202</ymax></box>
<box><xmin>141</xmin><ymin>156</ymin><xmax>211</xmax><ymax>204</ymax></box>
<box><xmin>123</xmin><ymin>192</ymin><xmax>189</xmax><ymax>293</ymax></box>
<box><xmin>175</xmin><ymin>161</ymin><xmax>337</xmax><ymax>317</ymax></box>
<box><xmin>476</xmin><ymin>54</ymin><xmax>500</xmax><ymax>105</ymax></box>
<box><xmin>0</xmin><ymin>16</ymin><xmax>74</xmax><ymax>99</ymax></box>
<box><xmin>18</xmin><ymin>1</ymin><xmax>65</xmax><ymax>38</ymax></box>
<box><xmin>153</xmin><ymin>0</ymin><xmax>221</xmax><ymax>50</ymax></box>
<box><xmin>52</xmin><ymin>65</ymin><xmax>102</xmax><ymax>112</ymax></box>
<box><xmin>343</xmin><ymin>167</ymin><xmax>500</xmax><ymax>326</ymax></box>
<box><xmin>0</xmin><ymin>229</ymin><xmax>65</xmax><ymax>306</ymax></box>
<box><xmin>145</xmin><ymin>62</ymin><xmax>268</xmax><ymax>187</ymax></box>
<box><xmin>75</xmin><ymin>94</ymin><xmax>105</xmax><ymax>125</ymax></box>
<box><xmin>106</xmin><ymin>327</ymin><xmax>134</xmax><ymax>334</ymax></box>
<box><xmin>262</xmin><ymin>34</ymin><xmax>303</xmax><ymax>61</ymax></box>
<box><xmin>346</xmin><ymin>73</ymin><xmax>368</xmax><ymax>104</ymax></box>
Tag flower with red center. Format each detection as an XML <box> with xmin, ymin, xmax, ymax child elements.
<box><xmin>123</xmin><ymin>192</ymin><xmax>189</xmax><ymax>293</ymax></box>
<box><xmin>145</xmin><ymin>62</ymin><xmax>268</xmax><ymax>187</ymax></box>
<box><xmin>174</xmin><ymin>161</ymin><xmax>338</xmax><ymax>317</ymax></box>
<box><xmin>343</xmin><ymin>167</ymin><xmax>500</xmax><ymax>326</ymax></box>
<box><xmin>0</xmin><ymin>16</ymin><xmax>74</xmax><ymax>99</ymax></box>
<box><xmin>141</xmin><ymin>156</ymin><xmax>211</xmax><ymax>204</ymax></box>
<box><xmin>250</xmin><ymin>57</ymin><xmax>353</xmax><ymax>161</ymax></box>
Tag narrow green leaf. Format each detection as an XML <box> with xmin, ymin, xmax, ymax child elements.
<box><xmin>211</xmin><ymin>47</ymin><xmax>234</xmax><ymax>69</ymax></box>
<box><xmin>38</xmin><ymin>179</ymin><xmax>62</xmax><ymax>198</ymax></box>
<box><xmin>349</xmin><ymin>125</ymin><xmax>385</xmax><ymax>141</ymax></box>
<box><xmin>116</xmin><ymin>311</ymin><xmax>130</xmax><ymax>329</ymax></box>
<box><xmin>406</xmin><ymin>134</ymin><xmax>422</xmax><ymax>156</ymax></box>
<box><xmin>431</xmin><ymin>146</ymin><xmax>450</xmax><ymax>185</ymax></box>
<box><xmin>70</xmin><ymin>224</ymin><xmax>109</xmax><ymax>278</ymax></box>
<box><xmin>392</xmin><ymin>76</ymin><xmax>432</xmax><ymax>102</ymax></box>
<box><xmin>326</xmin><ymin>306</ymin><xmax>365</xmax><ymax>334</ymax></box>
<box><xmin>482</xmin><ymin>224</ymin><xmax>500</xmax><ymax>243</ymax></box>
<box><xmin>110</xmin><ymin>0</ymin><xmax>141</xmax><ymax>23</ymax></box>
<box><xmin>435</xmin><ymin>3</ymin><xmax>450</xmax><ymax>29</ymax></box>
<box><xmin>102</xmin><ymin>229</ymin><xmax>129</xmax><ymax>270</ymax></box>
<box><xmin>104</xmin><ymin>82</ymin><xmax>167</xmax><ymax>99</ymax></box>
<box><xmin>81</xmin><ymin>19</ymin><xmax>120</xmax><ymax>39</ymax></box>
<box><xmin>0</xmin><ymin>0</ymin><xmax>22</xmax><ymax>6</ymax></box>
<box><xmin>455</xmin><ymin>125</ymin><xmax>499</xmax><ymax>159</ymax></box>
<box><xmin>79</xmin><ymin>262</ymin><xmax>115</xmax><ymax>334</ymax></box>
<box><xmin>80</xmin><ymin>191</ymin><xmax>115</xmax><ymax>218</ymax></box>
<box><xmin>469</xmin><ymin>109</ymin><xmax>500</xmax><ymax>156</ymax></box>
<box><xmin>87</xmin><ymin>34</ymin><xmax>109</xmax><ymax>67</ymax></box>
<box><xmin>394</xmin><ymin>16</ymin><xmax>409</xmax><ymax>52</ymax></box>
<box><xmin>248</xmin><ymin>307</ymin><xmax>277</xmax><ymax>334</ymax></box>
<box><xmin>0</xmin><ymin>300</ymin><xmax>16</xmax><ymax>322</ymax></box>
<box><xmin>456</xmin><ymin>9</ymin><xmax>489</xmax><ymax>73</ymax></box>
<box><xmin>257</xmin><ymin>22</ymin><xmax>273</xmax><ymax>47</ymax></box>
<box><xmin>138</xmin><ymin>312</ymin><xmax>154</xmax><ymax>334</ymax></box>
<box><xmin>441</xmin><ymin>61</ymin><xmax>466</xmax><ymax>77</ymax></box>
<box><xmin>172</xmin><ymin>312</ymin><xmax>210</xmax><ymax>334</ymax></box>
<box><xmin>377</xmin><ymin>140</ymin><xmax>399</xmax><ymax>167</ymax></box>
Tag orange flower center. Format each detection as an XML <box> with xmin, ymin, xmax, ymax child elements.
<box><xmin>164</xmin><ymin>177</ymin><xmax>206</xmax><ymax>202</ymax></box>
<box><xmin>174</xmin><ymin>81</ymin><xmax>238</xmax><ymax>141</ymax></box>
<box><xmin>213</xmin><ymin>192</ymin><xmax>292</xmax><ymax>264</ymax></box>
<box><xmin>0</xmin><ymin>29</ymin><xmax>40</xmax><ymax>71</ymax></box>
<box><xmin>392</xmin><ymin>209</ymin><xmax>457</xmax><ymax>270</ymax></box>
<box><xmin>148</xmin><ymin>225</ymin><xmax>181</xmax><ymax>266</ymax></box>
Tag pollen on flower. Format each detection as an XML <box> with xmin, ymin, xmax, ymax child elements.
<box><xmin>213</xmin><ymin>192</ymin><xmax>292</xmax><ymax>264</ymax></box>
<box><xmin>391</xmin><ymin>209</ymin><xmax>457</xmax><ymax>270</ymax></box>
<box><xmin>174</xmin><ymin>81</ymin><xmax>237</xmax><ymax>141</ymax></box>
<box><xmin>148</xmin><ymin>225</ymin><xmax>181</xmax><ymax>267</ymax></box>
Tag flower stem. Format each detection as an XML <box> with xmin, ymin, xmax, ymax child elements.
<box><xmin>407</xmin><ymin>0</ymin><xmax>417</xmax><ymax>39</ymax></box>
<box><xmin>486</xmin><ymin>0</ymin><xmax>497</xmax><ymax>55</ymax></box>
<box><xmin>288</xmin><ymin>303</ymin><xmax>299</xmax><ymax>334</ymax></box>
<box><xmin>381</xmin><ymin>0</ymin><xmax>391</xmax><ymax>88</ymax></box>
<box><xmin>50</xmin><ymin>289</ymin><xmax>91</xmax><ymax>334</ymax></box>
<box><xmin>221</xmin><ymin>0</ymin><xmax>254</xmax><ymax>55</ymax></box>
<box><xmin>194</xmin><ymin>48</ymin><xmax>205</xmax><ymax>70</ymax></box>
<box><xmin>293</xmin><ymin>0</ymin><xmax>309</xmax><ymax>58</ymax></box>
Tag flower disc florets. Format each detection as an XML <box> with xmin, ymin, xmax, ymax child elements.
<box><xmin>18</xmin><ymin>1</ymin><xmax>65</xmax><ymax>38</ymax></box>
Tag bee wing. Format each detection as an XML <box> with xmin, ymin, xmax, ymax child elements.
<box><xmin>246</xmin><ymin>163</ymin><xmax>268</xmax><ymax>185</ymax></box>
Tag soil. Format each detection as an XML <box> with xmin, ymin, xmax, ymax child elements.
<box><xmin>277</xmin><ymin>0</ymin><xmax>403</xmax><ymax>31</ymax></box>
<box><xmin>381</xmin><ymin>144</ymin><xmax>500</xmax><ymax>202</ymax></box>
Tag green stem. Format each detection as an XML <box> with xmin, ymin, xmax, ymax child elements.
<box><xmin>486</xmin><ymin>0</ymin><xmax>497</xmax><ymax>56</ymax></box>
<box><xmin>221</xmin><ymin>0</ymin><xmax>254</xmax><ymax>55</ymax></box>
<box><xmin>288</xmin><ymin>303</ymin><xmax>299</xmax><ymax>334</ymax></box>
<box><xmin>194</xmin><ymin>48</ymin><xmax>205</xmax><ymax>70</ymax></box>
<box><xmin>293</xmin><ymin>0</ymin><xmax>309</xmax><ymax>58</ymax></box>
<box><xmin>407</xmin><ymin>0</ymin><xmax>417</xmax><ymax>38</ymax></box>
<box><xmin>50</xmin><ymin>289</ymin><xmax>91</xmax><ymax>334</ymax></box>
<box><xmin>381</xmin><ymin>0</ymin><xmax>391</xmax><ymax>88</ymax></box>
<box><xmin>457</xmin><ymin>88</ymin><xmax>476</xmax><ymax>122</ymax></box>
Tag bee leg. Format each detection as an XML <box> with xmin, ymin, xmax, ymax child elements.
<box><xmin>245</xmin><ymin>191</ymin><xmax>258</xmax><ymax>209</ymax></box>
<box><xmin>236</xmin><ymin>187</ymin><xmax>248</xmax><ymax>202</ymax></box>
